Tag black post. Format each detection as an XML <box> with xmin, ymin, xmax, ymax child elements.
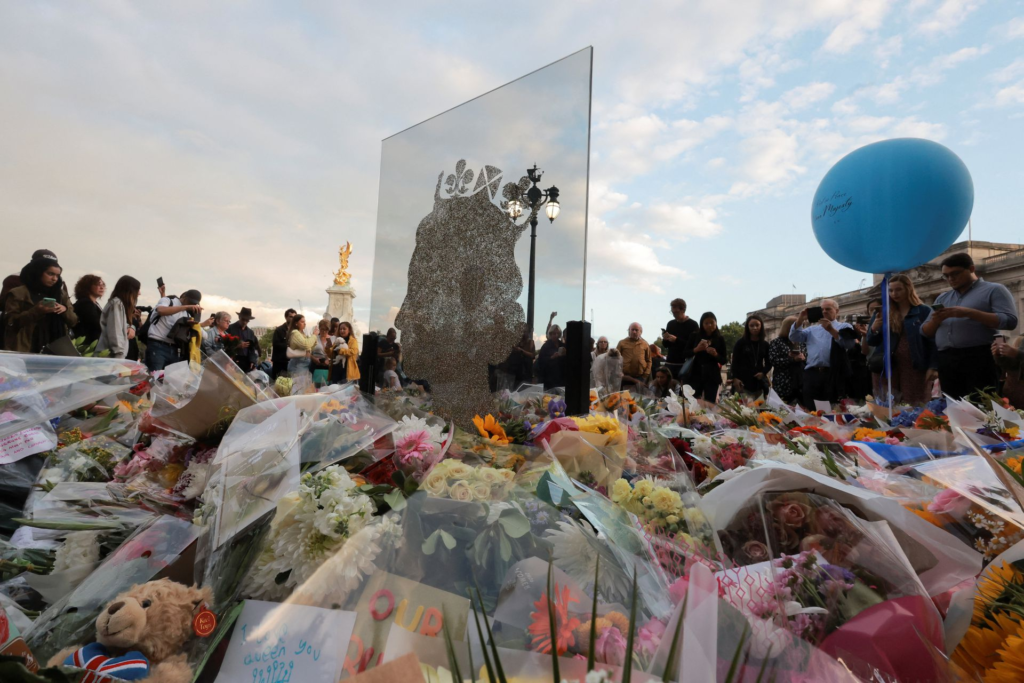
<box><xmin>565</xmin><ymin>320</ymin><xmax>592</xmax><ymax>416</ymax></box>
<box><xmin>359</xmin><ymin>332</ymin><xmax>379</xmax><ymax>395</ymax></box>
<box><xmin>527</xmin><ymin>215</ymin><xmax>538</xmax><ymax>334</ymax></box>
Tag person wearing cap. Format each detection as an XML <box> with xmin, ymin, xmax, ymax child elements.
<box><xmin>226</xmin><ymin>307</ymin><xmax>261</xmax><ymax>372</ymax></box>
<box><xmin>3</xmin><ymin>254</ymin><xmax>78</xmax><ymax>353</ymax></box>
<box><xmin>146</xmin><ymin>288</ymin><xmax>204</xmax><ymax>372</ymax></box>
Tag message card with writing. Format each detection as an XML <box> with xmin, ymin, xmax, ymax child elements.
<box><xmin>215</xmin><ymin>600</ymin><xmax>356</xmax><ymax>683</ymax></box>
<box><xmin>343</xmin><ymin>571</ymin><xmax>469</xmax><ymax>677</ymax></box>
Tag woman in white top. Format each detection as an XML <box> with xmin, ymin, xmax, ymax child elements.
<box><xmin>96</xmin><ymin>276</ymin><xmax>141</xmax><ymax>359</ymax></box>
<box><xmin>286</xmin><ymin>314</ymin><xmax>317</xmax><ymax>376</ymax></box>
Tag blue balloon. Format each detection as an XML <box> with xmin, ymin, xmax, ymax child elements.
<box><xmin>811</xmin><ymin>138</ymin><xmax>974</xmax><ymax>274</ymax></box>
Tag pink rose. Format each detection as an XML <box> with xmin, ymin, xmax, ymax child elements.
<box><xmin>928</xmin><ymin>488</ymin><xmax>972</xmax><ymax>516</ymax></box>
<box><xmin>668</xmin><ymin>576</ymin><xmax>689</xmax><ymax>604</ymax></box>
<box><xmin>771</xmin><ymin>500</ymin><xmax>809</xmax><ymax>527</ymax></box>
<box><xmin>637</xmin><ymin>618</ymin><xmax>667</xmax><ymax>656</ymax></box>
<box><xmin>594</xmin><ymin>626</ymin><xmax>627</xmax><ymax>666</ymax></box>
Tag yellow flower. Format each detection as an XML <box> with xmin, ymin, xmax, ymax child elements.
<box><xmin>987</xmin><ymin>631</ymin><xmax>1024</xmax><ymax>682</ymax></box>
<box><xmin>666</xmin><ymin>514</ymin><xmax>680</xmax><ymax>525</ymax></box>
<box><xmin>423</xmin><ymin>471</ymin><xmax>448</xmax><ymax>497</ymax></box>
<box><xmin>852</xmin><ymin>427</ymin><xmax>887</xmax><ymax>441</ymax></box>
<box><xmin>572</xmin><ymin>414</ymin><xmax>623</xmax><ymax>437</ymax></box>
<box><xmin>604</xmin><ymin>611</ymin><xmax>630</xmax><ymax>635</ymax></box>
<box><xmin>633</xmin><ymin>479</ymin><xmax>654</xmax><ymax>498</ymax></box>
<box><xmin>757</xmin><ymin>411</ymin><xmax>782</xmax><ymax>426</ymax></box>
<box><xmin>473</xmin><ymin>414</ymin><xmax>511</xmax><ymax>445</ymax></box>
<box><xmin>650</xmin><ymin>487</ymin><xmax>681</xmax><ymax>513</ymax></box>
<box><xmin>611</xmin><ymin>478</ymin><xmax>632</xmax><ymax>503</ymax></box>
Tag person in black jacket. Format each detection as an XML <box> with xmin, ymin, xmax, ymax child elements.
<box><xmin>730</xmin><ymin>315</ymin><xmax>771</xmax><ymax>397</ymax></box>
<box><xmin>72</xmin><ymin>274</ymin><xmax>106</xmax><ymax>346</ymax></box>
<box><xmin>662</xmin><ymin>298</ymin><xmax>699</xmax><ymax>378</ymax></box>
<box><xmin>271</xmin><ymin>308</ymin><xmax>296</xmax><ymax>379</ymax></box>
<box><xmin>683</xmin><ymin>312</ymin><xmax>727</xmax><ymax>403</ymax></box>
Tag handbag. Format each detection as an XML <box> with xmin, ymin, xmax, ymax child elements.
<box><xmin>43</xmin><ymin>334</ymin><xmax>81</xmax><ymax>357</ymax></box>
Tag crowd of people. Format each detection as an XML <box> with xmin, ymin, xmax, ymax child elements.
<box><xmin>503</xmin><ymin>252</ymin><xmax>1020</xmax><ymax>408</ymax></box>
<box><xmin>1</xmin><ymin>249</ymin><xmax>1019</xmax><ymax>407</ymax></box>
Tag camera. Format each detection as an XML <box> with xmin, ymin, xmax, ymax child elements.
<box><xmin>136</xmin><ymin>305</ymin><xmax>153</xmax><ymax>314</ymax></box>
<box><xmin>844</xmin><ymin>315</ymin><xmax>870</xmax><ymax>324</ymax></box>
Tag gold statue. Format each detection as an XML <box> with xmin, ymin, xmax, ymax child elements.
<box><xmin>333</xmin><ymin>242</ymin><xmax>353</xmax><ymax>287</ymax></box>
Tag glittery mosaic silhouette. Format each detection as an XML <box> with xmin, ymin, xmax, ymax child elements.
<box><xmin>395</xmin><ymin>160</ymin><xmax>532</xmax><ymax>426</ymax></box>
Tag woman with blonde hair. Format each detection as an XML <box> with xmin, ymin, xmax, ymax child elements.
<box><xmin>286</xmin><ymin>314</ymin><xmax>317</xmax><ymax>378</ymax></box>
<box><xmin>867</xmin><ymin>273</ymin><xmax>937</xmax><ymax>404</ymax></box>
<box><xmin>768</xmin><ymin>316</ymin><xmax>805</xmax><ymax>404</ymax></box>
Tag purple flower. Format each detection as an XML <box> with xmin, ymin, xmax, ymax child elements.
<box><xmin>548</xmin><ymin>398</ymin><xmax>567</xmax><ymax>418</ymax></box>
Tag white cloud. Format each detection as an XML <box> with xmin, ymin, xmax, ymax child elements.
<box><xmin>990</xmin><ymin>58</ymin><xmax>1024</xmax><ymax>83</ymax></box>
<box><xmin>821</xmin><ymin>0</ymin><xmax>893</xmax><ymax>53</ymax></box>
<box><xmin>994</xmin><ymin>82</ymin><xmax>1024</xmax><ymax>106</ymax></box>
<box><xmin>917</xmin><ymin>0</ymin><xmax>984</xmax><ymax>35</ymax></box>
<box><xmin>781</xmin><ymin>82</ymin><xmax>836</xmax><ymax>110</ymax></box>
<box><xmin>645</xmin><ymin>203</ymin><xmax>724</xmax><ymax>239</ymax></box>
<box><xmin>1005</xmin><ymin>17</ymin><xmax>1024</xmax><ymax>39</ymax></box>
<box><xmin>729</xmin><ymin>129</ymin><xmax>805</xmax><ymax>196</ymax></box>
<box><xmin>874</xmin><ymin>35</ymin><xmax>903</xmax><ymax>67</ymax></box>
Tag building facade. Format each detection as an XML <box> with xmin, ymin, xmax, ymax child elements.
<box><xmin>748</xmin><ymin>241</ymin><xmax>1024</xmax><ymax>340</ymax></box>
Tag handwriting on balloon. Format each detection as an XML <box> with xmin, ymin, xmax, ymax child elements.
<box><xmin>813</xmin><ymin>191</ymin><xmax>854</xmax><ymax>222</ymax></box>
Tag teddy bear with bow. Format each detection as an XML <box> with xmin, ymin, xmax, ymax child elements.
<box><xmin>48</xmin><ymin>578</ymin><xmax>213</xmax><ymax>683</ymax></box>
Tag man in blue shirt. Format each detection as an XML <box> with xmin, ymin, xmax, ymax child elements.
<box><xmin>789</xmin><ymin>299</ymin><xmax>859</xmax><ymax>408</ymax></box>
<box><xmin>921</xmin><ymin>252</ymin><xmax>1018</xmax><ymax>399</ymax></box>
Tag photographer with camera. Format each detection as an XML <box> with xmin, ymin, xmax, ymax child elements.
<box><xmin>789</xmin><ymin>299</ymin><xmax>862</xmax><ymax>408</ymax></box>
<box><xmin>866</xmin><ymin>274</ymin><xmax>937</xmax><ymax>405</ymax></box>
<box><xmin>145</xmin><ymin>288</ymin><xmax>209</xmax><ymax>372</ymax></box>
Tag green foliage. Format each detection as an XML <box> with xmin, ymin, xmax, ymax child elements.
<box><xmin>720</xmin><ymin>322</ymin><xmax>744</xmax><ymax>356</ymax></box>
<box><xmin>258</xmin><ymin>328</ymin><xmax>276</xmax><ymax>361</ymax></box>
<box><xmin>72</xmin><ymin>336</ymin><xmax>110</xmax><ymax>358</ymax></box>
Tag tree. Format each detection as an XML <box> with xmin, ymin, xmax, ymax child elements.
<box><xmin>720</xmin><ymin>321</ymin><xmax>744</xmax><ymax>356</ymax></box>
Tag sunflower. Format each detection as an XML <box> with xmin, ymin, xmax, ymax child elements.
<box><xmin>975</xmin><ymin>563</ymin><xmax>1024</xmax><ymax>622</ymax></box>
<box><xmin>757</xmin><ymin>412</ymin><xmax>782</xmax><ymax>426</ymax></box>
<box><xmin>472</xmin><ymin>414</ymin><xmax>510</xmax><ymax>445</ymax></box>
<box><xmin>986</xmin><ymin>631</ymin><xmax>1024</xmax><ymax>682</ymax></box>
<box><xmin>953</xmin><ymin>623</ymin><xmax>1007</xmax><ymax>675</ymax></box>
<box><xmin>527</xmin><ymin>583</ymin><xmax>581</xmax><ymax>655</ymax></box>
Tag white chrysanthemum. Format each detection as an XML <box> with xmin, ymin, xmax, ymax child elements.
<box><xmin>54</xmin><ymin>530</ymin><xmax>101</xmax><ymax>572</ymax></box>
<box><xmin>692</xmin><ymin>434</ymin><xmax>715</xmax><ymax>459</ymax></box>
<box><xmin>242</xmin><ymin>465</ymin><xmax>376</xmax><ymax>601</ymax></box>
<box><xmin>543</xmin><ymin>521</ymin><xmax>632</xmax><ymax>603</ymax></box>
<box><xmin>176</xmin><ymin>461</ymin><xmax>210</xmax><ymax>500</ymax></box>
<box><xmin>755</xmin><ymin>443</ymin><xmax>827</xmax><ymax>475</ymax></box>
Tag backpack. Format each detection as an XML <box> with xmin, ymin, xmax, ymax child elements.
<box><xmin>137</xmin><ymin>297</ymin><xmax>178</xmax><ymax>345</ymax></box>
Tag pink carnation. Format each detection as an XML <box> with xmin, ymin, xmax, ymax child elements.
<box><xmin>668</xmin><ymin>576</ymin><xmax>689</xmax><ymax>604</ymax></box>
<box><xmin>637</xmin><ymin>618</ymin><xmax>667</xmax><ymax>656</ymax></box>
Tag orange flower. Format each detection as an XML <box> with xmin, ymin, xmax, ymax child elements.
<box><xmin>527</xmin><ymin>583</ymin><xmax>580</xmax><ymax>655</ymax></box>
<box><xmin>757</xmin><ymin>412</ymin><xmax>782</xmax><ymax>426</ymax></box>
<box><xmin>472</xmin><ymin>414</ymin><xmax>510</xmax><ymax>446</ymax></box>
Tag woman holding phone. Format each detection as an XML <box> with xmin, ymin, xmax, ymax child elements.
<box><xmin>96</xmin><ymin>276</ymin><xmax>141</xmax><ymax>359</ymax></box>
<box><xmin>683</xmin><ymin>311</ymin><xmax>727</xmax><ymax>403</ymax></box>
<box><xmin>3</xmin><ymin>255</ymin><xmax>77</xmax><ymax>353</ymax></box>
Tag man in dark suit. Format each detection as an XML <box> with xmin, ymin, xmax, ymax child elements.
<box><xmin>226</xmin><ymin>307</ymin><xmax>261</xmax><ymax>372</ymax></box>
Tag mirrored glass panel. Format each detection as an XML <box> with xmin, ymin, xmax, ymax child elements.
<box><xmin>370</xmin><ymin>48</ymin><xmax>592</xmax><ymax>425</ymax></box>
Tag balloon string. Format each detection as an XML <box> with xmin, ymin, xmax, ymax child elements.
<box><xmin>881</xmin><ymin>273</ymin><xmax>893</xmax><ymax>422</ymax></box>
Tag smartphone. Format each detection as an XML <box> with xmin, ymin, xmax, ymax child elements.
<box><xmin>931</xmin><ymin>303</ymin><xmax>944</xmax><ymax>311</ymax></box>
<box><xmin>807</xmin><ymin>306</ymin><xmax>824</xmax><ymax>323</ymax></box>
<box><xmin>41</xmin><ymin>297</ymin><xmax>57</xmax><ymax>306</ymax></box>
<box><xmin>157</xmin><ymin>277</ymin><xmax>164</xmax><ymax>288</ymax></box>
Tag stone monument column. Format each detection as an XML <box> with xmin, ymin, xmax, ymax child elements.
<box><xmin>324</xmin><ymin>284</ymin><xmax>356</xmax><ymax>324</ymax></box>
<box><xmin>325</xmin><ymin>241</ymin><xmax>358</xmax><ymax>329</ymax></box>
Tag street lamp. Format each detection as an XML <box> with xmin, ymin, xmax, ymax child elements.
<box><xmin>507</xmin><ymin>164</ymin><xmax>560</xmax><ymax>333</ymax></box>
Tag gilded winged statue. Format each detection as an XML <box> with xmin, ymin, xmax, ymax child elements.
<box><xmin>333</xmin><ymin>242</ymin><xmax>353</xmax><ymax>286</ymax></box>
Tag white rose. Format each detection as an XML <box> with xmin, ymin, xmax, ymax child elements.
<box><xmin>449</xmin><ymin>481</ymin><xmax>474</xmax><ymax>502</ymax></box>
<box><xmin>423</xmin><ymin>471</ymin><xmax>448</xmax><ymax>497</ymax></box>
<box><xmin>470</xmin><ymin>481</ymin><xmax>492</xmax><ymax>501</ymax></box>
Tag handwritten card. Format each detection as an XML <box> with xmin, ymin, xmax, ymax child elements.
<box><xmin>215</xmin><ymin>600</ymin><xmax>356</xmax><ymax>683</ymax></box>
<box><xmin>0</xmin><ymin>423</ymin><xmax>56</xmax><ymax>465</ymax></box>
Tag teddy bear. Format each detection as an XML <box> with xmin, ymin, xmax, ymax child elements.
<box><xmin>48</xmin><ymin>578</ymin><xmax>213</xmax><ymax>683</ymax></box>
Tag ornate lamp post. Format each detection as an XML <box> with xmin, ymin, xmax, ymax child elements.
<box><xmin>507</xmin><ymin>165</ymin><xmax>560</xmax><ymax>333</ymax></box>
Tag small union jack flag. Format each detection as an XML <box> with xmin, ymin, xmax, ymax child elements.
<box><xmin>64</xmin><ymin>642</ymin><xmax>150</xmax><ymax>682</ymax></box>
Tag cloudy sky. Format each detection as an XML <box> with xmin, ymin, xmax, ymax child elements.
<box><xmin>2</xmin><ymin>1</ymin><xmax>1022</xmax><ymax>340</ymax></box>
